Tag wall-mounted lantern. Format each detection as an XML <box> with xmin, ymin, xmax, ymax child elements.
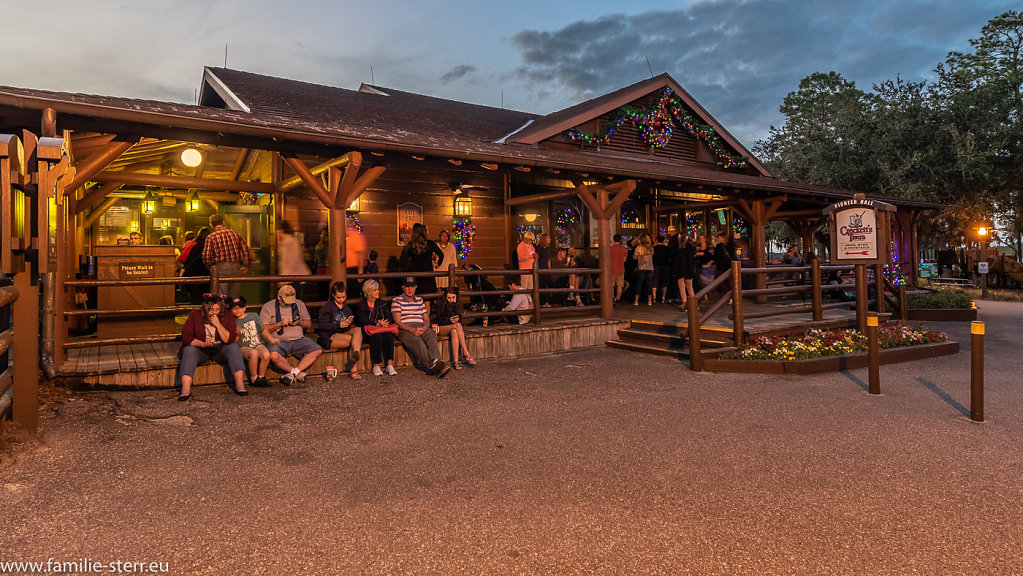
<box><xmin>455</xmin><ymin>196</ymin><xmax>473</xmax><ymax>217</ymax></box>
<box><xmin>141</xmin><ymin>190</ymin><xmax>158</xmax><ymax>214</ymax></box>
<box><xmin>185</xmin><ymin>189</ymin><xmax>201</xmax><ymax>212</ymax></box>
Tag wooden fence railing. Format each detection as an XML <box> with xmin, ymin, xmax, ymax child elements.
<box><xmin>0</xmin><ymin>272</ymin><xmax>39</xmax><ymax>431</ymax></box>
<box><xmin>685</xmin><ymin>260</ymin><xmax>906</xmax><ymax>371</ymax></box>
<box><xmin>61</xmin><ymin>264</ymin><xmax>604</xmax><ymax>350</ymax></box>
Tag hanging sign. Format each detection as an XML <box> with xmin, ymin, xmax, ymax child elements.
<box><xmin>824</xmin><ymin>196</ymin><xmax>895</xmax><ymax>264</ymax></box>
<box><xmin>396</xmin><ymin>202</ymin><xmax>422</xmax><ymax>246</ymax></box>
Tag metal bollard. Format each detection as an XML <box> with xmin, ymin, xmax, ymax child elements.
<box><xmin>867</xmin><ymin>312</ymin><xmax>880</xmax><ymax>395</ymax></box>
<box><xmin>971</xmin><ymin>321</ymin><xmax>984</xmax><ymax>422</ymax></box>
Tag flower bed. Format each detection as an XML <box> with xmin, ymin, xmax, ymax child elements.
<box><xmin>704</xmin><ymin>323</ymin><xmax>959</xmax><ymax>374</ymax></box>
<box><xmin>722</xmin><ymin>324</ymin><xmax>947</xmax><ymax>361</ymax></box>
<box><xmin>905</xmin><ymin>289</ymin><xmax>977</xmax><ymax>321</ymax></box>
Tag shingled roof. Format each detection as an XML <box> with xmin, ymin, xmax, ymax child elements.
<box><xmin>0</xmin><ymin>69</ymin><xmax>942</xmax><ymax>209</ymax></box>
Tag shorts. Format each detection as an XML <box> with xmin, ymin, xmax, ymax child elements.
<box><xmin>612</xmin><ymin>274</ymin><xmax>625</xmax><ymax>291</ymax></box>
<box><xmin>519</xmin><ymin>274</ymin><xmax>533</xmax><ymax>290</ymax></box>
<box><xmin>268</xmin><ymin>337</ymin><xmax>321</xmax><ymax>359</ymax></box>
<box><xmin>240</xmin><ymin>344</ymin><xmax>268</xmax><ymax>359</ymax></box>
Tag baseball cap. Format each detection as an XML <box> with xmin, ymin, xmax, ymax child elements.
<box><xmin>278</xmin><ymin>284</ymin><xmax>297</xmax><ymax>304</ymax></box>
<box><xmin>402</xmin><ymin>276</ymin><xmax>418</xmax><ymax>287</ymax></box>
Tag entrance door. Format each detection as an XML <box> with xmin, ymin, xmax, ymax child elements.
<box><xmin>220</xmin><ymin>205</ymin><xmax>269</xmax><ymax>304</ymax></box>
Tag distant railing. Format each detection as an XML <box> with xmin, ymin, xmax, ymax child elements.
<box><xmin>61</xmin><ymin>263</ymin><xmax>603</xmax><ymax>349</ymax></box>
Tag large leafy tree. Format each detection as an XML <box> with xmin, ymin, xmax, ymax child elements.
<box><xmin>756</xmin><ymin>10</ymin><xmax>1023</xmax><ymax>254</ymax></box>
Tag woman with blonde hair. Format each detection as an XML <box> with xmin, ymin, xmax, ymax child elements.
<box><xmin>632</xmin><ymin>234</ymin><xmax>655</xmax><ymax>306</ymax></box>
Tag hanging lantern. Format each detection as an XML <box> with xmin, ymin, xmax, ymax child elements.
<box><xmin>454</xmin><ymin>196</ymin><xmax>472</xmax><ymax>217</ymax></box>
<box><xmin>185</xmin><ymin>189</ymin><xmax>201</xmax><ymax>212</ymax></box>
<box><xmin>141</xmin><ymin>190</ymin><xmax>158</xmax><ymax>214</ymax></box>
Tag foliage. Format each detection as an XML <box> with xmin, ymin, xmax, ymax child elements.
<box><xmin>754</xmin><ymin>11</ymin><xmax>1023</xmax><ymax>254</ymax></box>
<box><xmin>907</xmin><ymin>288</ymin><xmax>975</xmax><ymax>309</ymax></box>
<box><xmin>723</xmin><ymin>324</ymin><xmax>948</xmax><ymax>361</ymax></box>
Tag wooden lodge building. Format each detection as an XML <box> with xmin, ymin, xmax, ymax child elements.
<box><xmin>0</xmin><ymin>67</ymin><xmax>940</xmax><ymax>390</ymax></box>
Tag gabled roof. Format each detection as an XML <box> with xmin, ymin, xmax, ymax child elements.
<box><xmin>199</xmin><ymin>67</ymin><xmax>537</xmax><ymax>148</ymax></box>
<box><xmin>507</xmin><ymin>73</ymin><xmax>770</xmax><ymax>176</ymax></box>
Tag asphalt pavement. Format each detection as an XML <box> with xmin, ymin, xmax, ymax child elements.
<box><xmin>1</xmin><ymin>301</ymin><xmax>1022</xmax><ymax>575</ymax></box>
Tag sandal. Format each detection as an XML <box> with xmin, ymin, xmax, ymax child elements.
<box><xmin>463</xmin><ymin>355</ymin><xmax>477</xmax><ymax>368</ymax></box>
<box><xmin>453</xmin><ymin>361</ymin><xmax>463</xmax><ymax>370</ymax></box>
<box><xmin>350</xmin><ymin>371</ymin><xmax>362</xmax><ymax>380</ymax></box>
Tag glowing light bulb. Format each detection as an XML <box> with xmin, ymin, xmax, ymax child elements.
<box><xmin>180</xmin><ymin>148</ymin><xmax>203</xmax><ymax>167</ymax></box>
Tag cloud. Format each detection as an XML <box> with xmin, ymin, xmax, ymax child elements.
<box><xmin>440</xmin><ymin>65</ymin><xmax>478</xmax><ymax>85</ymax></box>
<box><xmin>509</xmin><ymin>0</ymin><xmax>1018</xmax><ymax>146</ymax></box>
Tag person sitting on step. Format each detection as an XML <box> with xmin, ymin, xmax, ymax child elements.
<box><xmin>259</xmin><ymin>284</ymin><xmax>322</xmax><ymax>386</ymax></box>
<box><xmin>317</xmin><ymin>280</ymin><xmax>364</xmax><ymax>380</ymax></box>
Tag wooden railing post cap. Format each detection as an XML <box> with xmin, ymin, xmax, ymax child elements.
<box><xmin>971</xmin><ymin>321</ymin><xmax>985</xmax><ymax>335</ymax></box>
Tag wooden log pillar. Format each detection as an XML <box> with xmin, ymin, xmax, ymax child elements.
<box><xmin>597</xmin><ymin>214</ymin><xmax>612</xmax><ymax>320</ymax></box>
<box><xmin>874</xmin><ymin>262</ymin><xmax>885</xmax><ymax>315</ymax></box>
<box><xmin>811</xmin><ymin>258</ymin><xmax>823</xmax><ymax>321</ymax></box>
<box><xmin>731</xmin><ymin>260</ymin><xmax>743</xmax><ymax>347</ymax></box>
<box><xmin>751</xmin><ymin>201</ymin><xmax>767</xmax><ymax>303</ymax></box>
<box><xmin>687</xmin><ymin>287</ymin><xmax>703</xmax><ymax>372</ymax></box>
<box><xmin>531</xmin><ymin>260</ymin><xmax>541</xmax><ymax>325</ymax></box>
<box><xmin>574</xmin><ymin>180</ymin><xmax>636</xmax><ymax>321</ymax></box>
<box><xmin>328</xmin><ymin>165</ymin><xmax>346</xmax><ymax>287</ymax></box>
<box><xmin>13</xmin><ymin>267</ymin><xmax>39</xmax><ymax>432</ymax></box>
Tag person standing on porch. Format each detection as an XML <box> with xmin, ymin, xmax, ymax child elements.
<box><xmin>276</xmin><ymin>221</ymin><xmax>311</xmax><ymax>290</ymax></box>
<box><xmin>535</xmin><ymin>233</ymin><xmax>552</xmax><ymax>306</ymax></box>
<box><xmin>653</xmin><ymin>234</ymin><xmax>671</xmax><ymax>303</ymax></box>
<box><xmin>516</xmin><ymin>231</ymin><xmax>537</xmax><ymax>290</ymax></box>
<box><xmin>435</xmin><ymin>229</ymin><xmax>457</xmax><ymax>289</ymax></box>
<box><xmin>345</xmin><ymin>220</ymin><xmax>366</xmax><ymax>297</ymax></box>
<box><xmin>202</xmin><ymin>214</ymin><xmax>251</xmax><ymax>299</ymax></box>
<box><xmin>610</xmin><ymin>234</ymin><xmax>628</xmax><ymax>304</ymax></box>
<box><xmin>401</xmin><ymin>222</ymin><xmax>445</xmax><ymax>300</ymax></box>
<box><xmin>632</xmin><ymin>234</ymin><xmax>655</xmax><ymax>306</ymax></box>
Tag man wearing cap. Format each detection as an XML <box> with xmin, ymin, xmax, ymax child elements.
<box><xmin>259</xmin><ymin>284</ymin><xmax>322</xmax><ymax>386</ymax></box>
<box><xmin>202</xmin><ymin>214</ymin><xmax>252</xmax><ymax>299</ymax></box>
<box><xmin>391</xmin><ymin>276</ymin><xmax>450</xmax><ymax>378</ymax></box>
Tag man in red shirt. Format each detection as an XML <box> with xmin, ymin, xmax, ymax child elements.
<box><xmin>516</xmin><ymin>231</ymin><xmax>536</xmax><ymax>290</ymax></box>
<box><xmin>610</xmin><ymin>234</ymin><xmax>628</xmax><ymax>303</ymax></box>
<box><xmin>202</xmin><ymin>214</ymin><xmax>252</xmax><ymax>298</ymax></box>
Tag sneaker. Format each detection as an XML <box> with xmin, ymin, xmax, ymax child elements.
<box><xmin>372</xmin><ymin>366</ymin><xmax>384</xmax><ymax>377</ymax></box>
<box><xmin>295</xmin><ymin>371</ymin><xmax>307</xmax><ymax>383</ymax></box>
<box><xmin>280</xmin><ymin>373</ymin><xmax>294</xmax><ymax>387</ymax></box>
<box><xmin>432</xmin><ymin>360</ymin><xmax>451</xmax><ymax>378</ymax></box>
<box><xmin>385</xmin><ymin>365</ymin><xmax>397</xmax><ymax>376</ymax></box>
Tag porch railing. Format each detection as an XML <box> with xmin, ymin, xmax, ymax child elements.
<box><xmin>61</xmin><ymin>264</ymin><xmax>603</xmax><ymax>350</ymax></box>
<box><xmin>685</xmin><ymin>260</ymin><xmax>906</xmax><ymax>371</ymax></box>
<box><xmin>0</xmin><ymin>272</ymin><xmax>39</xmax><ymax>431</ymax></box>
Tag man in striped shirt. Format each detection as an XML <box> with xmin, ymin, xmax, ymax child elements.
<box><xmin>202</xmin><ymin>214</ymin><xmax>252</xmax><ymax>298</ymax></box>
<box><xmin>392</xmin><ymin>276</ymin><xmax>450</xmax><ymax>378</ymax></box>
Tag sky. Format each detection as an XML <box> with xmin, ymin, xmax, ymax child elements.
<box><xmin>2</xmin><ymin>0</ymin><xmax>1017</xmax><ymax>148</ymax></box>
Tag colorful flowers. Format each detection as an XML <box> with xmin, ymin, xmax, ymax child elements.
<box><xmin>724</xmin><ymin>323</ymin><xmax>947</xmax><ymax>361</ymax></box>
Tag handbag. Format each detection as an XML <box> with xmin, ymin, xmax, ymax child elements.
<box><xmin>364</xmin><ymin>323</ymin><xmax>399</xmax><ymax>336</ymax></box>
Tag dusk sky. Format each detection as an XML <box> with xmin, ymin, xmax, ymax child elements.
<box><xmin>3</xmin><ymin>0</ymin><xmax>1016</xmax><ymax>147</ymax></box>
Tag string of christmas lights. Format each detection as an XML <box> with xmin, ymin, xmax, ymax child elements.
<box><xmin>555</xmin><ymin>206</ymin><xmax>578</xmax><ymax>246</ymax></box>
<box><xmin>685</xmin><ymin>212</ymin><xmax>705</xmax><ymax>236</ymax></box>
<box><xmin>566</xmin><ymin>88</ymin><xmax>749</xmax><ymax>168</ymax></box>
<box><xmin>346</xmin><ymin>214</ymin><xmax>363</xmax><ymax>234</ymax></box>
<box><xmin>453</xmin><ymin>219</ymin><xmax>476</xmax><ymax>260</ymax></box>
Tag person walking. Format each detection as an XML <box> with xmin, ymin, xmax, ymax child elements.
<box><xmin>202</xmin><ymin>214</ymin><xmax>252</xmax><ymax>299</ymax></box>
<box><xmin>610</xmin><ymin>234</ymin><xmax>628</xmax><ymax>304</ymax></box>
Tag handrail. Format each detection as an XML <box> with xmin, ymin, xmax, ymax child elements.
<box><xmin>61</xmin><ymin>264</ymin><xmax>607</xmax><ymax>349</ymax></box>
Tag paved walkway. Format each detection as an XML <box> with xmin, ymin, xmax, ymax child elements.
<box><xmin>1</xmin><ymin>302</ymin><xmax>1021</xmax><ymax>575</ymax></box>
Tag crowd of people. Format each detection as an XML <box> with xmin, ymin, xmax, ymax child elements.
<box><xmin>171</xmin><ymin>214</ymin><xmax>750</xmax><ymax>400</ymax></box>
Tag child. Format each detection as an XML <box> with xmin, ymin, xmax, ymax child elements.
<box><xmin>366</xmin><ymin>249</ymin><xmax>379</xmax><ymax>276</ymax></box>
<box><xmin>230</xmin><ymin>296</ymin><xmax>271</xmax><ymax>387</ymax></box>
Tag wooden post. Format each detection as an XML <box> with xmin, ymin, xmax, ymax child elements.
<box><xmin>874</xmin><ymin>262</ymin><xmax>885</xmax><ymax>315</ymax></box>
<box><xmin>687</xmin><ymin>287</ymin><xmax>703</xmax><ymax>371</ymax></box>
<box><xmin>731</xmin><ymin>260</ymin><xmax>743</xmax><ymax>347</ymax></box>
<box><xmin>210</xmin><ymin>265</ymin><xmax>220</xmax><ymax>295</ymax></box>
<box><xmin>971</xmin><ymin>321</ymin><xmax>984</xmax><ymax>422</ymax></box>
<box><xmin>598</xmin><ymin>217</ymin><xmax>612</xmax><ymax>320</ymax></box>
<box><xmin>448</xmin><ymin>263</ymin><xmax>456</xmax><ymax>289</ymax></box>
<box><xmin>855</xmin><ymin>264</ymin><xmax>867</xmax><ymax>333</ymax></box>
<box><xmin>898</xmin><ymin>284</ymin><xmax>907</xmax><ymax>322</ymax></box>
<box><xmin>531</xmin><ymin>260</ymin><xmax>541</xmax><ymax>325</ymax></box>
<box><xmin>13</xmin><ymin>268</ymin><xmax>38</xmax><ymax>432</ymax></box>
<box><xmin>867</xmin><ymin>312</ymin><xmax>880</xmax><ymax>395</ymax></box>
<box><xmin>811</xmin><ymin>259</ymin><xmax>822</xmax><ymax>321</ymax></box>
<box><xmin>751</xmin><ymin>200</ymin><xmax>767</xmax><ymax>304</ymax></box>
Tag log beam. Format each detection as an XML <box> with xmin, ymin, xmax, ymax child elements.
<box><xmin>65</xmin><ymin>140</ymin><xmax>136</xmax><ymax>194</ymax></box>
<box><xmin>73</xmin><ymin>181</ymin><xmax>124</xmax><ymax>215</ymax></box>
<box><xmin>91</xmin><ymin>171</ymin><xmax>275</xmax><ymax>194</ymax></box>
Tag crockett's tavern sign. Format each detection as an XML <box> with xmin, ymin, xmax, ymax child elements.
<box><xmin>823</xmin><ymin>195</ymin><xmax>896</xmax><ymax>265</ymax></box>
